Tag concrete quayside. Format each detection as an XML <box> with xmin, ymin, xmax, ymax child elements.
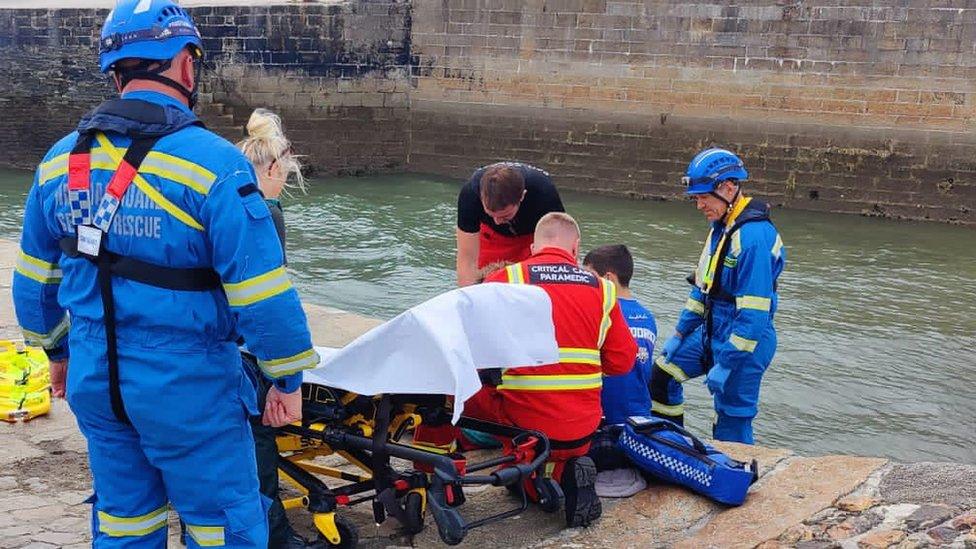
<box><xmin>1</xmin><ymin>237</ymin><xmax>975</xmax><ymax>548</ymax></box>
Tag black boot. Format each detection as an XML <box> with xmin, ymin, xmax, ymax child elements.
<box><xmin>560</xmin><ymin>456</ymin><xmax>602</xmax><ymax>528</ymax></box>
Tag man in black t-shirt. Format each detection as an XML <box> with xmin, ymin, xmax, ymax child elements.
<box><xmin>455</xmin><ymin>162</ymin><xmax>565</xmax><ymax>286</ymax></box>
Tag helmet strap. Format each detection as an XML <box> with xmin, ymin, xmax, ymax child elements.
<box><xmin>710</xmin><ymin>183</ymin><xmax>741</xmax><ymax>222</ymax></box>
<box><xmin>114</xmin><ymin>54</ymin><xmax>200</xmax><ymax>110</ymax></box>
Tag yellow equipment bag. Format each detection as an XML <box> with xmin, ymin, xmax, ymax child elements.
<box><xmin>0</xmin><ymin>340</ymin><xmax>51</xmax><ymax>422</ymax></box>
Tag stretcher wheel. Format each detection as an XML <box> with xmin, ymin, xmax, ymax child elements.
<box><xmin>403</xmin><ymin>491</ymin><xmax>426</xmax><ymax>535</ymax></box>
<box><xmin>434</xmin><ymin>507</ymin><xmax>467</xmax><ymax>546</ymax></box>
<box><xmin>535</xmin><ymin>478</ymin><xmax>564</xmax><ymax>514</ymax></box>
<box><xmin>317</xmin><ymin>514</ymin><xmax>358</xmax><ymax>548</ymax></box>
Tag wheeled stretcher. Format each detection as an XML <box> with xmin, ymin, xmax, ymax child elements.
<box><xmin>273</xmin><ymin>383</ymin><xmax>560</xmax><ymax>546</ymax></box>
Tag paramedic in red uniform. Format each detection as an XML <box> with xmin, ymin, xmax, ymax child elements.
<box><xmin>476</xmin><ymin>212</ymin><xmax>637</xmax><ymax>527</ymax></box>
<box><xmin>456</xmin><ymin>162</ymin><xmax>565</xmax><ymax>287</ymax></box>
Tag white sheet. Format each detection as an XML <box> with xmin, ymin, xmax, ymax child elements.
<box><xmin>304</xmin><ymin>283</ymin><xmax>559</xmax><ymax>423</ymax></box>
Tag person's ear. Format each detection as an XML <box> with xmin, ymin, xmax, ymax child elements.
<box><xmin>178</xmin><ymin>50</ymin><xmax>195</xmax><ymax>89</ymax></box>
<box><xmin>722</xmin><ymin>180</ymin><xmax>739</xmax><ymax>200</ymax></box>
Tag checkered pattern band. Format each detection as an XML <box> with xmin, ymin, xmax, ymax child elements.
<box><xmin>92</xmin><ymin>194</ymin><xmax>121</xmax><ymax>232</ymax></box>
<box><xmin>620</xmin><ymin>431</ymin><xmax>713</xmax><ymax>487</ymax></box>
<box><xmin>69</xmin><ymin>189</ymin><xmax>92</xmax><ymax>226</ymax></box>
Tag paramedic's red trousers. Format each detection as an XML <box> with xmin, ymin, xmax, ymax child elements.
<box><xmin>413</xmin><ymin>386</ymin><xmax>590</xmax><ymax>483</ymax></box>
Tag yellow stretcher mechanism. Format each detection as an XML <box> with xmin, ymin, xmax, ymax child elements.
<box><xmin>0</xmin><ymin>340</ymin><xmax>52</xmax><ymax>422</ymax></box>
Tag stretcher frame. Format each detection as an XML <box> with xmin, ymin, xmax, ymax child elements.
<box><xmin>274</xmin><ymin>386</ymin><xmax>558</xmax><ymax>546</ymax></box>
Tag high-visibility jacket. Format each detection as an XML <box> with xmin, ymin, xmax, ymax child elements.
<box><xmin>484</xmin><ymin>247</ymin><xmax>637</xmax><ymax>442</ymax></box>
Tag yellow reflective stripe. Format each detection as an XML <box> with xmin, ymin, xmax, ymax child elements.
<box><xmin>651</xmin><ymin>400</ymin><xmax>684</xmax><ymax>417</ymax></box>
<box><xmin>730</xmin><ymin>334</ymin><xmax>758</xmax><ymax>353</ymax></box>
<box><xmin>222</xmin><ymin>266</ymin><xmax>292</xmax><ymax>307</ymax></box>
<box><xmin>684</xmin><ymin>297</ymin><xmax>705</xmax><ymax>316</ymax></box>
<box><xmin>94</xmin><ymin>133</ymin><xmax>204</xmax><ymax>231</ymax></box>
<box><xmin>505</xmin><ymin>264</ymin><xmax>525</xmax><ymax>284</ymax></box>
<box><xmin>597</xmin><ymin>278</ymin><xmax>617</xmax><ymax>347</ymax></box>
<box><xmin>97</xmin><ymin>505</ymin><xmax>168</xmax><ymax>537</ymax></box>
<box><xmin>187</xmin><ymin>524</ymin><xmax>225</xmax><ymax>547</ymax></box>
<box><xmin>558</xmin><ymin>347</ymin><xmax>601</xmax><ymax>365</ymax></box>
<box><xmin>736</xmin><ymin>295</ymin><xmax>771</xmax><ymax>312</ymax></box>
<box><xmin>15</xmin><ymin>251</ymin><xmax>62</xmax><ymax>284</ymax></box>
<box><xmin>772</xmin><ymin>234</ymin><xmax>784</xmax><ymax>259</ymax></box>
<box><xmin>22</xmin><ymin>315</ymin><xmax>70</xmax><ymax>349</ymax></box>
<box><xmin>730</xmin><ymin>230</ymin><xmax>742</xmax><ymax>256</ymax></box>
<box><xmin>258</xmin><ymin>348</ymin><xmax>319</xmax><ymax>377</ymax></box>
<box><xmin>38</xmin><ymin>153</ymin><xmax>69</xmax><ymax>185</ymax></box>
<box><xmin>140</xmin><ymin>151</ymin><xmax>216</xmax><ymax>195</ymax></box>
<box><xmin>498</xmin><ymin>372</ymin><xmax>602</xmax><ymax>391</ymax></box>
<box><xmin>654</xmin><ymin>356</ymin><xmax>689</xmax><ymax>382</ymax></box>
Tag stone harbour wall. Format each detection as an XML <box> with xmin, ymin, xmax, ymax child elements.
<box><xmin>1</xmin><ymin>0</ymin><xmax>975</xmax><ymax>224</ymax></box>
<box><xmin>408</xmin><ymin>0</ymin><xmax>976</xmax><ymax>224</ymax></box>
<box><xmin>0</xmin><ymin>1</ymin><xmax>412</xmax><ymax>177</ymax></box>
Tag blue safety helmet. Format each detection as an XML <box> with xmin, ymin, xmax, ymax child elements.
<box><xmin>99</xmin><ymin>0</ymin><xmax>203</xmax><ymax>74</ymax></box>
<box><xmin>682</xmin><ymin>148</ymin><xmax>748</xmax><ymax>196</ymax></box>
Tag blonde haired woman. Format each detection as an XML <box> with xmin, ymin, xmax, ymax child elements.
<box><xmin>237</xmin><ymin>109</ymin><xmax>320</xmax><ymax>549</ymax></box>
<box><xmin>238</xmin><ymin>108</ymin><xmax>306</xmax><ymax>263</ymax></box>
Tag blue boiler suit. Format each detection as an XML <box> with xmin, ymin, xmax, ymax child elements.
<box><xmin>651</xmin><ymin>197</ymin><xmax>784</xmax><ymax>444</ymax></box>
<box><xmin>12</xmin><ymin>91</ymin><xmax>317</xmax><ymax>548</ymax></box>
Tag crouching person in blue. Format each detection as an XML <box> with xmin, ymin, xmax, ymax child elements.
<box><xmin>651</xmin><ymin>148</ymin><xmax>785</xmax><ymax>444</ymax></box>
<box><xmin>582</xmin><ymin>245</ymin><xmax>657</xmax><ymax>473</ymax></box>
<box><xmin>11</xmin><ymin>1</ymin><xmax>317</xmax><ymax>547</ymax></box>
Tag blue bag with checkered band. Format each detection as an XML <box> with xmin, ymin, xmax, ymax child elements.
<box><xmin>619</xmin><ymin>416</ymin><xmax>758</xmax><ymax>506</ymax></box>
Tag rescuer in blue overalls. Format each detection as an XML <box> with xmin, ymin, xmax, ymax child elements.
<box><xmin>11</xmin><ymin>1</ymin><xmax>318</xmax><ymax>546</ymax></box>
<box><xmin>650</xmin><ymin>148</ymin><xmax>785</xmax><ymax>444</ymax></box>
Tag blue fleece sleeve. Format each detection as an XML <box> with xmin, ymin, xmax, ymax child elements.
<box><xmin>12</xmin><ymin>169</ymin><xmax>70</xmax><ymax>360</ymax></box>
<box><xmin>200</xmin><ymin>159</ymin><xmax>316</xmax><ymax>393</ymax></box>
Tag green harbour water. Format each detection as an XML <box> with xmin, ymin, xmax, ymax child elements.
<box><xmin>2</xmin><ymin>168</ymin><xmax>974</xmax><ymax>464</ymax></box>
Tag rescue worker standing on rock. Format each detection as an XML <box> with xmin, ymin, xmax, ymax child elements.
<box><xmin>478</xmin><ymin>212</ymin><xmax>638</xmax><ymax>527</ymax></box>
<box><xmin>11</xmin><ymin>1</ymin><xmax>317</xmax><ymax>547</ymax></box>
<box><xmin>651</xmin><ymin>148</ymin><xmax>785</xmax><ymax>444</ymax></box>
<box><xmin>455</xmin><ymin>162</ymin><xmax>565</xmax><ymax>286</ymax></box>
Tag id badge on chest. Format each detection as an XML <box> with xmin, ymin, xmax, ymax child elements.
<box><xmin>77</xmin><ymin>225</ymin><xmax>103</xmax><ymax>257</ymax></box>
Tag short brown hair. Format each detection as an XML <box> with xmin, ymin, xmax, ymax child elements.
<box><xmin>480</xmin><ymin>164</ymin><xmax>525</xmax><ymax>211</ymax></box>
<box><xmin>583</xmin><ymin>244</ymin><xmax>634</xmax><ymax>287</ymax></box>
